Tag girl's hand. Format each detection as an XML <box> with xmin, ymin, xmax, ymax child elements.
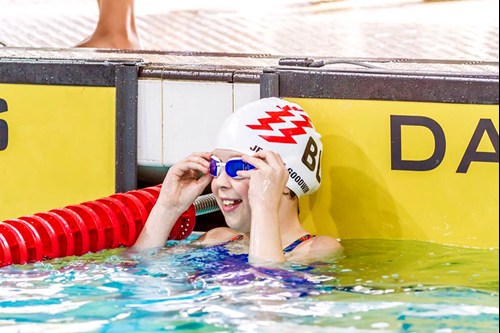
<box><xmin>157</xmin><ymin>152</ymin><xmax>213</xmax><ymax>214</ymax></box>
<box><xmin>237</xmin><ymin>150</ymin><xmax>289</xmax><ymax>211</ymax></box>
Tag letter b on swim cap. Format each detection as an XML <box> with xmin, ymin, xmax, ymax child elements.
<box><xmin>302</xmin><ymin>136</ymin><xmax>322</xmax><ymax>183</ymax></box>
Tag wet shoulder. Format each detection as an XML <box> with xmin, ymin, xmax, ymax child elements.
<box><xmin>287</xmin><ymin>235</ymin><xmax>342</xmax><ymax>261</ymax></box>
<box><xmin>195</xmin><ymin>227</ymin><xmax>242</xmax><ymax>246</ymax></box>
<box><xmin>310</xmin><ymin>235</ymin><xmax>342</xmax><ymax>255</ymax></box>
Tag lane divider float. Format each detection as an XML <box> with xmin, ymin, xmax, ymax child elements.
<box><xmin>0</xmin><ymin>185</ymin><xmax>219</xmax><ymax>267</ymax></box>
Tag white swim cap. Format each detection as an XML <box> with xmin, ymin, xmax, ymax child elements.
<box><xmin>214</xmin><ymin>97</ymin><xmax>323</xmax><ymax>197</ymax></box>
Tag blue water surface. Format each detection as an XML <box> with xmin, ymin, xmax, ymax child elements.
<box><xmin>0</xmin><ymin>235</ymin><xmax>498</xmax><ymax>333</ymax></box>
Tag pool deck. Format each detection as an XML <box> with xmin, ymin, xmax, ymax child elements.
<box><xmin>0</xmin><ymin>0</ymin><xmax>498</xmax><ymax>61</ymax></box>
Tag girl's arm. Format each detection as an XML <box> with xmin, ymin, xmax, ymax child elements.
<box><xmin>133</xmin><ymin>152</ymin><xmax>213</xmax><ymax>249</ymax></box>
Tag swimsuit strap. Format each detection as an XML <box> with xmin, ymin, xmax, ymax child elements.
<box><xmin>283</xmin><ymin>234</ymin><xmax>315</xmax><ymax>254</ymax></box>
<box><xmin>220</xmin><ymin>234</ymin><xmax>244</xmax><ymax>246</ymax></box>
<box><xmin>229</xmin><ymin>234</ymin><xmax>245</xmax><ymax>242</ymax></box>
<box><xmin>207</xmin><ymin>234</ymin><xmax>244</xmax><ymax>249</ymax></box>
<box><xmin>219</xmin><ymin>234</ymin><xmax>314</xmax><ymax>254</ymax></box>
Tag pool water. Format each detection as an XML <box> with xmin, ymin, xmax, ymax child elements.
<box><xmin>0</xmin><ymin>235</ymin><xmax>498</xmax><ymax>333</ymax></box>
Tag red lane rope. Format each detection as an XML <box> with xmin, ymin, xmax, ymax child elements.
<box><xmin>0</xmin><ymin>223</ymin><xmax>28</xmax><ymax>264</ymax></box>
<box><xmin>36</xmin><ymin>212</ymin><xmax>75</xmax><ymax>258</ymax></box>
<box><xmin>97</xmin><ymin>197</ymin><xmax>136</xmax><ymax>248</ymax></box>
<box><xmin>0</xmin><ymin>233</ymin><xmax>12</xmax><ymax>265</ymax></box>
<box><xmin>0</xmin><ymin>185</ymin><xmax>197</xmax><ymax>267</ymax></box>
<box><xmin>3</xmin><ymin>219</ymin><xmax>44</xmax><ymax>262</ymax></box>
<box><xmin>18</xmin><ymin>215</ymin><xmax>60</xmax><ymax>259</ymax></box>
<box><xmin>66</xmin><ymin>204</ymin><xmax>106</xmax><ymax>253</ymax></box>
<box><xmin>51</xmin><ymin>208</ymin><xmax>90</xmax><ymax>256</ymax></box>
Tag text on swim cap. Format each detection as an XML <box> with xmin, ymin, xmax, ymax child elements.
<box><xmin>250</xmin><ymin>145</ymin><xmax>263</xmax><ymax>153</ymax></box>
<box><xmin>288</xmin><ymin>167</ymin><xmax>310</xmax><ymax>194</ymax></box>
<box><xmin>286</xmin><ymin>136</ymin><xmax>323</xmax><ymax>194</ymax></box>
<box><xmin>302</xmin><ymin>136</ymin><xmax>322</xmax><ymax>184</ymax></box>
<box><xmin>246</xmin><ymin>104</ymin><xmax>313</xmax><ymax>144</ymax></box>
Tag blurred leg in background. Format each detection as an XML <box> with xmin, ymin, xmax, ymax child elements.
<box><xmin>77</xmin><ymin>0</ymin><xmax>141</xmax><ymax>49</ymax></box>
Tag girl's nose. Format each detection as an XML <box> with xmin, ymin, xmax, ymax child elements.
<box><xmin>212</xmin><ymin>169</ymin><xmax>232</xmax><ymax>189</ymax></box>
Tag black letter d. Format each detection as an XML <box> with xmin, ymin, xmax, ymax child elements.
<box><xmin>391</xmin><ymin>115</ymin><xmax>446</xmax><ymax>171</ymax></box>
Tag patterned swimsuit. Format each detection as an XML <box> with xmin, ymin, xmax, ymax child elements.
<box><xmin>185</xmin><ymin>233</ymin><xmax>325</xmax><ymax>297</ymax></box>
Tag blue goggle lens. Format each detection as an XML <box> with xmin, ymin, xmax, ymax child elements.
<box><xmin>225</xmin><ymin>159</ymin><xmax>255</xmax><ymax>177</ymax></box>
<box><xmin>210</xmin><ymin>157</ymin><xmax>255</xmax><ymax>178</ymax></box>
<box><xmin>209</xmin><ymin>158</ymin><xmax>219</xmax><ymax>177</ymax></box>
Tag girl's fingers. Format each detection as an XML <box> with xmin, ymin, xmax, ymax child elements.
<box><xmin>183</xmin><ymin>153</ymin><xmax>211</xmax><ymax>167</ymax></box>
<box><xmin>173</xmin><ymin>153</ymin><xmax>211</xmax><ymax>172</ymax></box>
<box><xmin>240</xmin><ymin>154</ymin><xmax>264</xmax><ymax>167</ymax></box>
<box><xmin>173</xmin><ymin>161</ymin><xmax>210</xmax><ymax>176</ymax></box>
<box><xmin>241</xmin><ymin>153</ymin><xmax>270</xmax><ymax>170</ymax></box>
<box><xmin>245</xmin><ymin>151</ymin><xmax>283</xmax><ymax>166</ymax></box>
<box><xmin>238</xmin><ymin>151</ymin><xmax>287</xmax><ymax>180</ymax></box>
<box><xmin>243</xmin><ymin>152</ymin><xmax>286</xmax><ymax>173</ymax></box>
<box><xmin>197</xmin><ymin>173</ymin><xmax>213</xmax><ymax>188</ymax></box>
<box><xmin>189</xmin><ymin>151</ymin><xmax>211</xmax><ymax>159</ymax></box>
<box><xmin>236</xmin><ymin>170</ymin><xmax>252</xmax><ymax>179</ymax></box>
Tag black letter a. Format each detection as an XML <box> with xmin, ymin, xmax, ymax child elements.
<box><xmin>457</xmin><ymin>119</ymin><xmax>499</xmax><ymax>173</ymax></box>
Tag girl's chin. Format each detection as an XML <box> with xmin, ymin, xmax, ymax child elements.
<box><xmin>224</xmin><ymin>219</ymin><xmax>249</xmax><ymax>233</ymax></box>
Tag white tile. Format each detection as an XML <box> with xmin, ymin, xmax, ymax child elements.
<box><xmin>137</xmin><ymin>79</ymin><xmax>162</xmax><ymax>166</ymax></box>
<box><xmin>233</xmin><ymin>83</ymin><xmax>260</xmax><ymax>111</ymax></box>
<box><xmin>162</xmin><ymin>81</ymin><xmax>233</xmax><ymax>166</ymax></box>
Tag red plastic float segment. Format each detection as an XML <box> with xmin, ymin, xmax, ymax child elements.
<box><xmin>141</xmin><ymin>185</ymin><xmax>161</xmax><ymax>199</ymax></box>
<box><xmin>66</xmin><ymin>204</ymin><xmax>106</xmax><ymax>253</ymax></box>
<box><xmin>127</xmin><ymin>190</ymin><xmax>156</xmax><ymax>214</ymax></box>
<box><xmin>126</xmin><ymin>187</ymin><xmax>194</xmax><ymax>240</ymax></box>
<box><xmin>36</xmin><ymin>212</ymin><xmax>75</xmax><ymax>258</ymax></box>
<box><xmin>51</xmin><ymin>208</ymin><xmax>90</xmax><ymax>256</ymax></box>
<box><xmin>0</xmin><ymin>232</ymin><xmax>12</xmax><ymax>267</ymax></box>
<box><xmin>96</xmin><ymin>197</ymin><xmax>136</xmax><ymax>247</ymax></box>
<box><xmin>81</xmin><ymin>201</ymin><xmax>120</xmax><ymax>250</ymax></box>
<box><xmin>111</xmin><ymin>193</ymin><xmax>148</xmax><ymax>235</ymax></box>
<box><xmin>18</xmin><ymin>215</ymin><xmax>59</xmax><ymax>259</ymax></box>
<box><xmin>169</xmin><ymin>204</ymin><xmax>196</xmax><ymax>240</ymax></box>
<box><xmin>3</xmin><ymin>219</ymin><xmax>43</xmax><ymax>263</ymax></box>
<box><xmin>0</xmin><ymin>223</ymin><xmax>28</xmax><ymax>264</ymax></box>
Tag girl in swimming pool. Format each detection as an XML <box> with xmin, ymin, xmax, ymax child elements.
<box><xmin>133</xmin><ymin>97</ymin><xmax>342</xmax><ymax>264</ymax></box>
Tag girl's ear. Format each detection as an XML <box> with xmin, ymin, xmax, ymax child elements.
<box><xmin>283</xmin><ymin>188</ymin><xmax>297</xmax><ymax>199</ymax></box>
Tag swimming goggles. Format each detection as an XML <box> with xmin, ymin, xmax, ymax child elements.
<box><xmin>209</xmin><ymin>156</ymin><xmax>255</xmax><ymax>179</ymax></box>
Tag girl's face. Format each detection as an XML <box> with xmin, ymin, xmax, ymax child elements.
<box><xmin>210</xmin><ymin>149</ymin><xmax>252</xmax><ymax>233</ymax></box>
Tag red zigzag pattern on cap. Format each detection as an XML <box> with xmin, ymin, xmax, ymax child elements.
<box><xmin>246</xmin><ymin>105</ymin><xmax>313</xmax><ymax>144</ymax></box>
